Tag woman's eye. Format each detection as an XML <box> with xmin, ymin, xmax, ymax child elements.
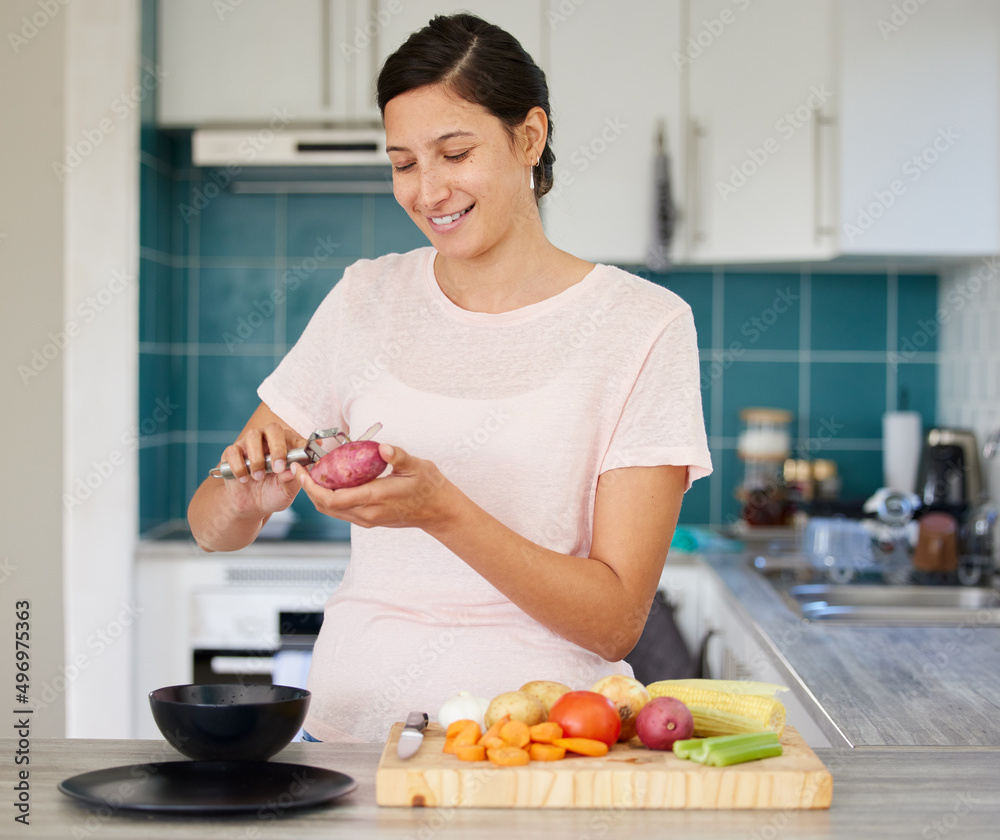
<box><xmin>392</xmin><ymin>162</ymin><xmax>415</xmax><ymax>173</ymax></box>
<box><xmin>445</xmin><ymin>150</ymin><xmax>470</xmax><ymax>162</ymax></box>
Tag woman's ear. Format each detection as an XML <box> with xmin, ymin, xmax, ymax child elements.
<box><xmin>521</xmin><ymin>106</ymin><xmax>548</xmax><ymax>163</ymax></box>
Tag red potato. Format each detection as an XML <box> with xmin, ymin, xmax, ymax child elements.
<box><xmin>309</xmin><ymin>440</ymin><xmax>387</xmax><ymax>489</ymax></box>
<box><xmin>635</xmin><ymin>696</ymin><xmax>694</xmax><ymax>751</ymax></box>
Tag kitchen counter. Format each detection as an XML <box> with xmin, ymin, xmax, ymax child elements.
<box><xmin>12</xmin><ymin>737</ymin><xmax>1000</xmax><ymax>838</ymax></box>
<box><xmin>699</xmin><ymin>553</ymin><xmax>1000</xmax><ymax>748</ymax></box>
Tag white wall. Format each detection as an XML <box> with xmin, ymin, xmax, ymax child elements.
<box><xmin>0</xmin><ymin>0</ymin><xmax>69</xmax><ymax>739</ymax></box>
<box><xmin>938</xmin><ymin>258</ymin><xmax>1000</xmax><ymax>532</ymax></box>
<box><xmin>0</xmin><ymin>0</ymin><xmax>139</xmax><ymax>739</ymax></box>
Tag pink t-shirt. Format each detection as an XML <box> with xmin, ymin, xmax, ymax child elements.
<box><xmin>258</xmin><ymin>247</ymin><xmax>712</xmax><ymax>743</ymax></box>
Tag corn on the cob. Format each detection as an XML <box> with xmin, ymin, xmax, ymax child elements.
<box><xmin>646</xmin><ymin>679</ymin><xmax>787</xmax><ymax>737</ymax></box>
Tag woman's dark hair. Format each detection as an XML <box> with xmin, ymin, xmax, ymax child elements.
<box><xmin>377</xmin><ymin>13</ymin><xmax>555</xmax><ymax>201</ymax></box>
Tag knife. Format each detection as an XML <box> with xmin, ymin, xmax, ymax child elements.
<box><xmin>396</xmin><ymin>712</ymin><xmax>428</xmax><ymax>760</ymax></box>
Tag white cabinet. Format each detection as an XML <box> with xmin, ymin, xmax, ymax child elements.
<box><xmin>543</xmin><ymin>0</ymin><xmax>685</xmax><ymax>265</ymax></box>
<box><xmin>374</xmin><ymin>1</ymin><xmax>544</xmax><ymax>77</ymax></box>
<box><xmin>682</xmin><ymin>0</ymin><xmax>1000</xmax><ymax>264</ymax></box>
<box><xmin>158</xmin><ymin>0</ymin><xmax>383</xmax><ymax>126</ymax></box>
<box><xmin>682</xmin><ymin>0</ymin><xmax>837</xmax><ymax>263</ymax></box>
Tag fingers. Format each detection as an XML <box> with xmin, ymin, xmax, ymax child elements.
<box><xmin>222</xmin><ymin>422</ymin><xmax>302</xmax><ymax>484</ymax></box>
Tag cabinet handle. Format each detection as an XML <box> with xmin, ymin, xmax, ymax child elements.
<box><xmin>688</xmin><ymin>120</ymin><xmax>707</xmax><ymax>248</ymax></box>
<box><xmin>813</xmin><ymin>108</ymin><xmax>835</xmax><ymax>242</ymax></box>
<box><xmin>320</xmin><ymin>0</ymin><xmax>332</xmax><ymax>111</ymax></box>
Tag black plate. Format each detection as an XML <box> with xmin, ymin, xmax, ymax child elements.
<box><xmin>58</xmin><ymin>760</ymin><xmax>357</xmax><ymax>815</ymax></box>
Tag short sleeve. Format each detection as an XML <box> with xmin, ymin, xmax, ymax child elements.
<box><xmin>257</xmin><ymin>280</ymin><xmax>347</xmax><ymax>439</ymax></box>
<box><xmin>600</xmin><ymin>307</ymin><xmax>713</xmax><ymax>491</ymax></box>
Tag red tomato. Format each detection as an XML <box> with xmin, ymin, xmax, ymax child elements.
<box><xmin>547</xmin><ymin>690</ymin><xmax>622</xmax><ymax>747</ymax></box>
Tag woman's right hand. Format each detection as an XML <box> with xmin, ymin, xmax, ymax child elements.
<box><xmin>217</xmin><ymin>420</ymin><xmax>307</xmax><ymax>516</ymax></box>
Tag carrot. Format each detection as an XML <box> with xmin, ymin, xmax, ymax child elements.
<box><xmin>478</xmin><ymin>735</ymin><xmax>505</xmax><ymax>750</ymax></box>
<box><xmin>553</xmin><ymin>737</ymin><xmax>609</xmax><ymax>757</ymax></box>
<box><xmin>529</xmin><ymin>742</ymin><xmax>566</xmax><ymax>761</ymax></box>
<box><xmin>443</xmin><ymin>720</ymin><xmax>481</xmax><ymax>754</ymax></box>
<box><xmin>500</xmin><ymin>719</ymin><xmax>531</xmax><ymax>749</ymax></box>
<box><xmin>445</xmin><ymin>719</ymin><xmax>478</xmax><ymax>739</ymax></box>
<box><xmin>486</xmin><ymin>746</ymin><xmax>531</xmax><ymax>767</ymax></box>
<box><xmin>455</xmin><ymin>743</ymin><xmax>487</xmax><ymax>762</ymax></box>
<box><xmin>528</xmin><ymin>722</ymin><xmax>564</xmax><ymax>744</ymax></box>
<box><xmin>477</xmin><ymin>714</ymin><xmax>510</xmax><ymax>746</ymax></box>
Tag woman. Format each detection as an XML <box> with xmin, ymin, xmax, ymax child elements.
<box><xmin>188</xmin><ymin>13</ymin><xmax>711</xmax><ymax>743</ymax></box>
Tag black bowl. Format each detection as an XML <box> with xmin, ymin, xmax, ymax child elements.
<box><xmin>149</xmin><ymin>684</ymin><xmax>311</xmax><ymax>762</ymax></box>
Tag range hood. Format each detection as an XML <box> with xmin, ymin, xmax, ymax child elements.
<box><xmin>192</xmin><ymin>127</ymin><xmax>387</xmax><ymax>167</ymax></box>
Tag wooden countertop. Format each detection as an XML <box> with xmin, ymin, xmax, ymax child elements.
<box><xmin>11</xmin><ymin>737</ymin><xmax>1000</xmax><ymax>838</ymax></box>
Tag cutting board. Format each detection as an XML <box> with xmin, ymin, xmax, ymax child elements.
<box><xmin>375</xmin><ymin>722</ymin><xmax>832</xmax><ymax>809</ymax></box>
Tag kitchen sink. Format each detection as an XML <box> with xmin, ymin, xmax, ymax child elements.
<box><xmin>749</xmin><ymin>554</ymin><xmax>1000</xmax><ymax>625</ymax></box>
<box><xmin>785</xmin><ymin>583</ymin><xmax>1000</xmax><ymax>625</ymax></box>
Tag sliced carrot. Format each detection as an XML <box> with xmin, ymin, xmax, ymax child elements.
<box><xmin>478</xmin><ymin>735</ymin><xmax>504</xmax><ymax>750</ymax></box>
<box><xmin>455</xmin><ymin>743</ymin><xmax>487</xmax><ymax>762</ymax></box>
<box><xmin>528</xmin><ymin>721</ymin><xmax>564</xmax><ymax>744</ymax></box>
<box><xmin>453</xmin><ymin>721</ymin><xmax>481</xmax><ymax>747</ymax></box>
<box><xmin>486</xmin><ymin>745</ymin><xmax>531</xmax><ymax>767</ymax></box>
<box><xmin>500</xmin><ymin>719</ymin><xmax>531</xmax><ymax>749</ymax></box>
<box><xmin>445</xmin><ymin>719</ymin><xmax>478</xmax><ymax>739</ymax></box>
<box><xmin>553</xmin><ymin>737</ymin><xmax>609</xmax><ymax>757</ymax></box>
<box><xmin>442</xmin><ymin>720</ymin><xmax>481</xmax><ymax>754</ymax></box>
<box><xmin>477</xmin><ymin>714</ymin><xmax>510</xmax><ymax>746</ymax></box>
<box><xmin>529</xmin><ymin>742</ymin><xmax>566</xmax><ymax>762</ymax></box>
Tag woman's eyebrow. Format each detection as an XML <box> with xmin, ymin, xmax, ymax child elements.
<box><xmin>386</xmin><ymin>130</ymin><xmax>476</xmax><ymax>154</ymax></box>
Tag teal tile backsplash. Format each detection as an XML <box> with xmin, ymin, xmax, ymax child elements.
<box><xmin>138</xmin><ymin>131</ymin><xmax>941</xmax><ymax>534</ymax></box>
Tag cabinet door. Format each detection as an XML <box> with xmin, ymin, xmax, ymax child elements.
<box><xmin>837</xmin><ymin>0</ymin><xmax>1000</xmax><ymax>256</ymax></box>
<box><xmin>544</xmin><ymin>0</ymin><xmax>684</xmax><ymax>264</ymax></box>
<box><xmin>158</xmin><ymin>0</ymin><xmax>326</xmax><ymax>125</ymax></box>
<box><xmin>684</xmin><ymin>0</ymin><xmax>837</xmax><ymax>263</ymax></box>
<box><xmin>375</xmin><ymin>1</ymin><xmax>544</xmax><ymax>75</ymax></box>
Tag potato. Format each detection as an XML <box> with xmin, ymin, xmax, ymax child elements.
<box><xmin>518</xmin><ymin>680</ymin><xmax>573</xmax><ymax>715</ymax></box>
<box><xmin>484</xmin><ymin>691</ymin><xmax>547</xmax><ymax>729</ymax></box>
<box><xmin>310</xmin><ymin>441</ymin><xmax>387</xmax><ymax>489</ymax></box>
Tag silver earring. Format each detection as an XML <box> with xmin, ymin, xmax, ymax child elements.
<box><xmin>529</xmin><ymin>158</ymin><xmax>537</xmax><ymax>191</ymax></box>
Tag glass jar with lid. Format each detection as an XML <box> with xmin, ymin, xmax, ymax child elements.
<box><xmin>737</xmin><ymin>408</ymin><xmax>793</xmax><ymax>527</ymax></box>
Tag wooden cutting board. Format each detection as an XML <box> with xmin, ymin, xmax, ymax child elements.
<box><xmin>375</xmin><ymin>722</ymin><xmax>832</xmax><ymax>809</ymax></box>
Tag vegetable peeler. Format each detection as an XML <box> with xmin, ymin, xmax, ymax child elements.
<box><xmin>209</xmin><ymin>423</ymin><xmax>382</xmax><ymax>480</ymax></box>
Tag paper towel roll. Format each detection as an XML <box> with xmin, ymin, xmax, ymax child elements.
<box><xmin>883</xmin><ymin>411</ymin><xmax>922</xmax><ymax>493</ymax></box>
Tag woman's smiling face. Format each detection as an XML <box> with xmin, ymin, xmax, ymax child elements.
<box><xmin>384</xmin><ymin>84</ymin><xmax>538</xmax><ymax>261</ymax></box>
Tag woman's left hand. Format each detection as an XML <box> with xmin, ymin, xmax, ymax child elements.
<box><xmin>291</xmin><ymin>443</ymin><xmax>458</xmax><ymax>530</ymax></box>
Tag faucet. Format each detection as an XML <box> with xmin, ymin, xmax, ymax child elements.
<box><xmin>985</xmin><ymin>427</ymin><xmax>1000</xmax><ymax>460</ymax></box>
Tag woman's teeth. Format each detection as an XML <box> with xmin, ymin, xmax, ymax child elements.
<box><xmin>431</xmin><ymin>207</ymin><xmax>470</xmax><ymax>225</ymax></box>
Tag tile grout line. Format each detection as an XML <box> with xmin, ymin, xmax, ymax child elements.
<box><xmin>798</xmin><ymin>266</ymin><xmax>811</xmax><ymax>447</ymax></box>
<box><xmin>886</xmin><ymin>267</ymin><xmax>898</xmax><ymax>412</ymax></box>
<box><xmin>275</xmin><ymin>192</ymin><xmax>288</xmax><ymax>362</ymax></box>
<box><xmin>709</xmin><ymin>265</ymin><xmax>726</xmax><ymax>526</ymax></box>
<box><xmin>186</xmin><ymin>168</ymin><xmax>201</xmax><ymax>514</ymax></box>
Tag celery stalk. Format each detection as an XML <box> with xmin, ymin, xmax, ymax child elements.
<box><xmin>672</xmin><ymin>732</ymin><xmax>782</xmax><ymax>766</ymax></box>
